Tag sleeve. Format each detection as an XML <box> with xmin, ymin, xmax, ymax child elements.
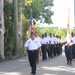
<box><xmin>38</xmin><ymin>37</ymin><xmax>41</xmax><ymax>42</ymax></box>
<box><xmin>71</xmin><ymin>37</ymin><xmax>73</xmax><ymax>41</ymax></box>
<box><xmin>24</xmin><ymin>39</ymin><xmax>29</xmax><ymax>47</ymax></box>
<box><xmin>44</xmin><ymin>38</ymin><xmax>49</xmax><ymax>44</ymax></box>
<box><xmin>48</xmin><ymin>38</ymin><xmax>51</xmax><ymax>44</ymax></box>
<box><xmin>37</xmin><ymin>40</ymin><xmax>41</xmax><ymax>48</ymax></box>
<box><xmin>55</xmin><ymin>38</ymin><xmax>57</xmax><ymax>43</ymax></box>
<box><xmin>61</xmin><ymin>39</ymin><xmax>63</xmax><ymax>43</ymax></box>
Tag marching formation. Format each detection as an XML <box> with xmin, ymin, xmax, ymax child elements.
<box><xmin>24</xmin><ymin>31</ymin><xmax>75</xmax><ymax>75</ymax></box>
<box><xmin>40</xmin><ymin>32</ymin><xmax>62</xmax><ymax>61</ymax></box>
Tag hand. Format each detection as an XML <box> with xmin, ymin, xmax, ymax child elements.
<box><xmin>47</xmin><ymin>46</ymin><xmax>48</xmax><ymax>49</ymax></box>
<box><xmin>38</xmin><ymin>48</ymin><xmax>42</xmax><ymax>56</ymax></box>
<box><xmin>40</xmin><ymin>51</ymin><xmax>42</xmax><ymax>56</ymax></box>
<box><xmin>54</xmin><ymin>45</ymin><xmax>56</xmax><ymax>47</ymax></box>
<box><xmin>24</xmin><ymin>47</ymin><xmax>27</xmax><ymax>56</ymax></box>
<box><xmin>24</xmin><ymin>51</ymin><xmax>27</xmax><ymax>56</ymax></box>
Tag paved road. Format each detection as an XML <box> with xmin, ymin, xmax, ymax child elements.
<box><xmin>0</xmin><ymin>53</ymin><xmax>75</xmax><ymax>75</ymax></box>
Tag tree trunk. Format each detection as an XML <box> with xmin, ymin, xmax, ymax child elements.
<box><xmin>13</xmin><ymin>0</ymin><xmax>19</xmax><ymax>55</ymax></box>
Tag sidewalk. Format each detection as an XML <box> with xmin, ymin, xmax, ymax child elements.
<box><xmin>0</xmin><ymin>53</ymin><xmax>75</xmax><ymax>75</ymax></box>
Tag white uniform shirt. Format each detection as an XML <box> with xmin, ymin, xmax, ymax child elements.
<box><xmin>48</xmin><ymin>37</ymin><xmax>55</xmax><ymax>44</ymax></box>
<box><xmin>53</xmin><ymin>37</ymin><xmax>56</xmax><ymax>44</ymax></box>
<box><xmin>58</xmin><ymin>38</ymin><xmax>63</xmax><ymax>44</ymax></box>
<box><xmin>35</xmin><ymin>36</ymin><xmax>41</xmax><ymax>42</ymax></box>
<box><xmin>72</xmin><ymin>36</ymin><xmax>75</xmax><ymax>44</ymax></box>
<box><xmin>57</xmin><ymin>38</ymin><xmax>60</xmax><ymax>43</ymax></box>
<box><xmin>40</xmin><ymin>38</ymin><xmax>46</xmax><ymax>44</ymax></box>
<box><xmin>54</xmin><ymin>37</ymin><xmax>57</xmax><ymax>44</ymax></box>
<box><xmin>44</xmin><ymin>37</ymin><xmax>49</xmax><ymax>44</ymax></box>
<box><xmin>24</xmin><ymin>38</ymin><xmax>41</xmax><ymax>50</ymax></box>
<box><xmin>41</xmin><ymin>37</ymin><xmax>49</xmax><ymax>44</ymax></box>
<box><xmin>63</xmin><ymin>34</ymin><xmax>73</xmax><ymax>46</ymax></box>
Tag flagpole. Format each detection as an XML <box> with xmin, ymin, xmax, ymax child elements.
<box><xmin>67</xmin><ymin>6</ymin><xmax>70</xmax><ymax>34</ymax></box>
<box><xmin>30</xmin><ymin>8</ymin><xmax>32</xmax><ymax>37</ymax></box>
<box><xmin>30</xmin><ymin>8</ymin><xmax>34</xmax><ymax>37</ymax></box>
<box><xmin>67</xmin><ymin>6</ymin><xmax>71</xmax><ymax>48</ymax></box>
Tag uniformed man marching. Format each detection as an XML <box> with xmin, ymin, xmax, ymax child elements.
<box><xmin>63</xmin><ymin>34</ymin><xmax>73</xmax><ymax>65</ymax></box>
<box><xmin>35</xmin><ymin>31</ymin><xmax>41</xmax><ymax>63</ymax></box>
<box><xmin>48</xmin><ymin>33</ymin><xmax>55</xmax><ymax>58</ymax></box>
<box><xmin>24</xmin><ymin>32</ymin><xmax>42</xmax><ymax>75</ymax></box>
<box><xmin>72</xmin><ymin>32</ymin><xmax>75</xmax><ymax>59</ymax></box>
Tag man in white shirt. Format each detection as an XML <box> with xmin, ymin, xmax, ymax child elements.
<box><xmin>63</xmin><ymin>33</ymin><xmax>73</xmax><ymax>65</ymax></box>
<box><xmin>35</xmin><ymin>31</ymin><xmax>41</xmax><ymax>63</ymax></box>
<box><xmin>72</xmin><ymin>32</ymin><xmax>75</xmax><ymax>59</ymax></box>
<box><xmin>35</xmin><ymin>31</ymin><xmax>41</xmax><ymax>42</ymax></box>
<box><xmin>53</xmin><ymin>34</ymin><xmax>57</xmax><ymax>56</ymax></box>
<box><xmin>44</xmin><ymin>32</ymin><xmax>50</xmax><ymax>59</ymax></box>
<box><xmin>40</xmin><ymin>34</ymin><xmax>47</xmax><ymax>60</ymax></box>
<box><xmin>24</xmin><ymin>32</ymin><xmax>42</xmax><ymax>75</ymax></box>
<box><xmin>48</xmin><ymin>33</ymin><xmax>55</xmax><ymax>58</ymax></box>
<box><xmin>56</xmin><ymin>35</ymin><xmax>60</xmax><ymax>55</ymax></box>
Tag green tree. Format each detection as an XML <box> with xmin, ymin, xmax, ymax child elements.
<box><xmin>23</xmin><ymin>0</ymin><xmax>54</xmax><ymax>24</ymax></box>
<box><xmin>22</xmin><ymin>0</ymin><xmax>54</xmax><ymax>41</ymax></box>
<box><xmin>34</xmin><ymin>26</ymin><xmax>66</xmax><ymax>39</ymax></box>
<box><xmin>4</xmin><ymin>1</ymin><xmax>15</xmax><ymax>58</ymax></box>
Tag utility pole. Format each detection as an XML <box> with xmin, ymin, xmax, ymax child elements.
<box><xmin>13</xmin><ymin>0</ymin><xmax>19</xmax><ymax>55</ymax></box>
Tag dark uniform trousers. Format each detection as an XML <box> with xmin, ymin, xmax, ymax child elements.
<box><xmin>60</xmin><ymin>43</ymin><xmax>62</xmax><ymax>54</ymax></box>
<box><xmin>57</xmin><ymin>43</ymin><xmax>60</xmax><ymax>55</ymax></box>
<box><xmin>52</xmin><ymin>44</ymin><xmax>56</xmax><ymax>56</ymax></box>
<box><xmin>72</xmin><ymin>44</ymin><xmax>75</xmax><ymax>58</ymax></box>
<box><xmin>41</xmin><ymin>44</ymin><xmax>47</xmax><ymax>60</ymax></box>
<box><xmin>50</xmin><ymin>44</ymin><xmax>54</xmax><ymax>58</ymax></box>
<box><xmin>65</xmin><ymin>46</ymin><xmax>72</xmax><ymax>64</ymax></box>
<box><xmin>53</xmin><ymin>44</ymin><xmax>57</xmax><ymax>56</ymax></box>
<box><xmin>46</xmin><ymin>44</ymin><xmax>50</xmax><ymax>58</ymax></box>
<box><xmin>28</xmin><ymin>50</ymin><xmax>38</xmax><ymax>74</ymax></box>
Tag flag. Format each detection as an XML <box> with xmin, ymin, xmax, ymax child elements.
<box><xmin>30</xmin><ymin>13</ymin><xmax>34</xmax><ymax>33</ymax></box>
<box><xmin>67</xmin><ymin>7</ymin><xmax>71</xmax><ymax>48</ymax></box>
<box><xmin>67</xmin><ymin>8</ymin><xmax>70</xmax><ymax>34</ymax></box>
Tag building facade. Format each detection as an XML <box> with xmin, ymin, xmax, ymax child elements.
<box><xmin>0</xmin><ymin>0</ymin><xmax>23</xmax><ymax>59</ymax></box>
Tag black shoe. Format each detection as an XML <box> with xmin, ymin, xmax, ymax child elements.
<box><xmin>51</xmin><ymin>56</ymin><xmax>53</xmax><ymax>58</ymax></box>
<box><xmin>70</xmin><ymin>62</ymin><xmax>72</xmax><ymax>65</ymax></box>
<box><xmin>48</xmin><ymin>56</ymin><xmax>50</xmax><ymax>59</ymax></box>
<box><xmin>32</xmin><ymin>73</ymin><xmax>36</xmax><ymax>75</ymax></box>
<box><xmin>37</xmin><ymin>60</ymin><xmax>39</xmax><ymax>64</ymax></box>
<box><xmin>67</xmin><ymin>62</ymin><xmax>69</xmax><ymax>64</ymax></box>
<box><xmin>46</xmin><ymin>57</ymin><xmax>47</xmax><ymax>59</ymax></box>
<box><xmin>70</xmin><ymin>60</ymin><xmax>72</xmax><ymax>65</ymax></box>
<box><xmin>31</xmin><ymin>72</ymin><xmax>32</xmax><ymax>74</ymax></box>
<box><xmin>67</xmin><ymin>60</ymin><xmax>69</xmax><ymax>64</ymax></box>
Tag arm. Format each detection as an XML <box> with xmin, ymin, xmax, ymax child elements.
<box><xmin>54</xmin><ymin>41</ymin><xmax>56</xmax><ymax>47</ymax></box>
<box><xmin>46</xmin><ymin>42</ymin><xmax>49</xmax><ymax>49</ymax></box>
<box><xmin>38</xmin><ymin>47</ymin><xmax>42</xmax><ymax>56</ymax></box>
<box><xmin>24</xmin><ymin>46</ymin><xmax>27</xmax><ymax>55</ymax></box>
<box><xmin>24</xmin><ymin>39</ymin><xmax>29</xmax><ymax>55</ymax></box>
<box><xmin>62</xmin><ymin>41</ymin><xmax>67</xmax><ymax>45</ymax></box>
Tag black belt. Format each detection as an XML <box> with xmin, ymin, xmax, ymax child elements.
<box><xmin>28</xmin><ymin>49</ymin><xmax>38</xmax><ymax>52</ymax></box>
<box><xmin>65</xmin><ymin>45</ymin><xmax>72</xmax><ymax>47</ymax></box>
<box><xmin>51</xmin><ymin>44</ymin><xmax>54</xmax><ymax>45</ymax></box>
<box><xmin>42</xmin><ymin>44</ymin><xmax>46</xmax><ymax>45</ymax></box>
